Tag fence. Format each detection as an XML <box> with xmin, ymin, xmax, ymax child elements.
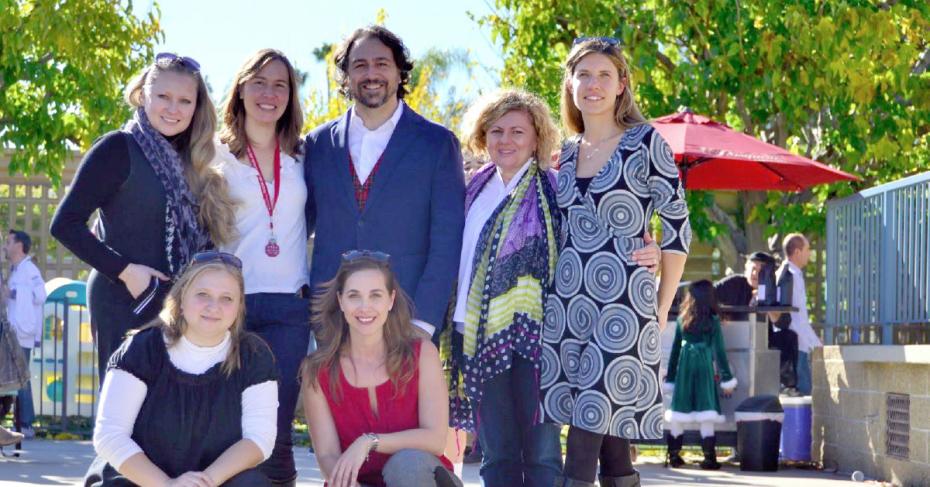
<box><xmin>825</xmin><ymin>171</ymin><xmax>930</xmax><ymax>344</ymax></box>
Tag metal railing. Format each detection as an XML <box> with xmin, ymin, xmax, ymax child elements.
<box><xmin>826</xmin><ymin>171</ymin><xmax>930</xmax><ymax>344</ymax></box>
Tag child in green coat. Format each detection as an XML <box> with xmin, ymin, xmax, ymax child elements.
<box><xmin>664</xmin><ymin>280</ymin><xmax>736</xmax><ymax>470</ymax></box>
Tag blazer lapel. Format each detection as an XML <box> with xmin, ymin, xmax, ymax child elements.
<box><xmin>364</xmin><ymin>104</ymin><xmax>419</xmax><ymax>212</ymax></box>
<box><xmin>331</xmin><ymin>110</ymin><xmax>360</xmax><ymax>217</ymax></box>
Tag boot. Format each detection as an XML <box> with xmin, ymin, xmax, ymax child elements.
<box><xmin>665</xmin><ymin>432</ymin><xmax>685</xmax><ymax>468</ymax></box>
<box><xmin>700</xmin><ymin>436</ymin><xmax>721</xmax><ymax>470</ymax></box>
<box><xmin>0</xmin><ymin>426</ymin><xmax>23</xmax><ymax>447</ymax></box>
<box><xmin>598</xmin><ymin>471</ymin><xmax>641</xmax><ymax>487</ymax></box>
<box><xmin>553</xmin><ymin>475</ymin><xmax>597</xmax><ymax>487</ymax></box>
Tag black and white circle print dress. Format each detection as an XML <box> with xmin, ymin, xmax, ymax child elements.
<box><xmin>540</xmin><ymin>124</ymin><xmax>691</xmax><ymax>440</ymax></box>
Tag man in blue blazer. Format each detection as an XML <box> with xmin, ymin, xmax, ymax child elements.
<box><xmin>304</xmin><ymin>25</ymin><xmax>465</xmax><ymax>339</ymax></box>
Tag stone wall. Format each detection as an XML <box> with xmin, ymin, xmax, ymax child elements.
<box><xmin>812</xmin><ymin>345</ymin><xmax>930</xmax><ymax>486</ymax></box>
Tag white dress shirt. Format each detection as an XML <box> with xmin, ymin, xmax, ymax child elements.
<box><xmin>348</xmin><ymin>101</ymin><xmax>405</xmax><ymax>183</ymax></box>
<box><xmin>453</xmin><ymin>161</ymin><xmax>533</xmax><ymax>332</ymax></box>
<box><xmin>7</xmin><ymin>255</ymin><xmax>46</xmax><ymax>348</ymax></box>
<box><xmin>214</xmin><ymin>143</ymin><xmax>309</xmax><ymax>294</ymax></box>
<box><xmin>93</xmin><ymin>332</ymin><xmax>279</xmax><ymax>469</ymax></box>
<box><xmin>781</xmin><ymin>262</ymin><xmax>823</xmax><ymax>353</ymax></box>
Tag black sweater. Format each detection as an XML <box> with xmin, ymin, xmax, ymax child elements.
<box><xmin>51</xmin><ymin>131</ymin><xmax>170</xmax><ymax>281</ymax></box>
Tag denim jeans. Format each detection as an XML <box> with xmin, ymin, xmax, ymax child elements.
<box><xmin>797</xmin><ymin>350</ymin><xmax>812</xmax><ymax>395</ymax></box>
<box><xmin>475</xmin><ymin>353</ymin><xmax>563</xmax><ymax>487</ymax></box>
<box><xmin>244</xmin><ymin>292</ymin><xmax>311</xmax><ymax>483</ymax></box>
<box><xmin>359</xmin><ymin>449</ymin><xmax>463</xmax><ymax>487</ymax></box>
<box><xmin>17</xmin><ymin>347</ymin><xmax>35</xmax><ymax>427</ymax></box>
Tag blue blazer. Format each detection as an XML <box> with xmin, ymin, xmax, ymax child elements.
<box><xmin>303</xmin><ymin>105</ymin><xmax>465</xmax><ymax>334</ymax></box>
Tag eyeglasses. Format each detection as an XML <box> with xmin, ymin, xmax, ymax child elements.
<box><xmin>341</xmin><ymin>250</ymin><xmax>391</xmax><ymax>264</ymax></box>
<box><xmin>572</xmin><ymin>36</ymin><xmax>621</xmax><ymax>47</ymax></box>
<box><xmin>155</xmin><ymin>52</ymin><xmax>201</xmax><ymax>72</ymax></box>
<box><xmin>190</xmin><ymin>251</ymin><xmax>242</xmax><ymax>269</ymax></box>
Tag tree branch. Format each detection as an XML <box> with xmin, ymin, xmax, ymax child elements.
<box><xmin>735</xmin><ymin>94</ymin><xmax>755</xmax><ymax>133</ymax></box>
<box><xmin>656</xmin><ymin>51</ymin><xmax>676</xmax><ymax>72</ymax></box>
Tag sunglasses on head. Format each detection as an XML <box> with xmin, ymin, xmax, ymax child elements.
<box><xmin>189</xmin><ymin>251</ymin><xmax>242</xmax><ymax>269</ymax></box>
<box><xmin>341</xmin><ymin>250</ymin><xmax>391</xmax><ymax>264</ymax></box>
<box><xmin>572</xmin><ymin>36</ymin><xmax>621</xmax><ymax>47</ymax></box>
<box><xmin>155</xmin><ymin>52</ymin><xmax>201</xmax><ymax>72</ymax></box>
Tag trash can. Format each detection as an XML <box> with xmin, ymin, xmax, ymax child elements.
<box><xmin>780</xmin><ymin>396</ymin><xmax>812</xmax><ymax>461</ymax></box>
<box><xmin>735</xmin><ymin>394</ymin><xmax>783</xmax><ymax>471</ymax></box>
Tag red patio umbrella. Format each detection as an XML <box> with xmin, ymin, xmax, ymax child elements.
<box><xmin>651</xmin><ymin>109</ymin><xmax>858</xmax><ymax>191</ymax></box>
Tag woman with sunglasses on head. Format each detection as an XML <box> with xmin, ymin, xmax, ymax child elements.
<box><xmin>51</xmin><ymin>53</ymin><xmax>237</xmax><ymax>381</ymax></box>
<box><xmin>540</xmin><ymin>38</ymin><xmax>691</xmax><ymax>487</ymax></box>
<box><xmin>301</xmin><ymin>252</ymin><xmax>462</xmax><ymax>487</ymax></box>
<box><xmin>213</xmin><ymin>49</ymin><xmax>307</xmax><ymax>487</ymax></box>
<box><xmin>86</xmin><ymin>252</ymin><xmax>278</xmax><ymax>486</ymax></box>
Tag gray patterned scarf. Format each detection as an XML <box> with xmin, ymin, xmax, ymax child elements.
<box><xmin>123</xmin><ymin>108</ymin><xmax>208</xmax><ymax>275</ymax></box>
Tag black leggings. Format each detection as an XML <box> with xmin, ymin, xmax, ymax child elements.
<box><xmin>563</xmin><ymin>427</ymin><xmax>635</xmax><ymax>482</ymax></box>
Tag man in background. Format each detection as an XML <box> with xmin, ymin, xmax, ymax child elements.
<box><xmin>3</xmin><ymin>230</ymin><xmax>47</xmax><ymax>438</ymax></box>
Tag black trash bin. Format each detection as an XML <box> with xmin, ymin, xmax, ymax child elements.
<box><xmin>735</xmin><ymin>395</ymin><xmax>784</xmax><ymax>471</ymax></box>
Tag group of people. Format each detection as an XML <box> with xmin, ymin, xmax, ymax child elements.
<box><xmin>45</xmin><ymin>24</ymin><xmax>699</xmax><ymax>487</ymax></box>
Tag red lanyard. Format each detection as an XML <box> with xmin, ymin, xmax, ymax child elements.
<box><xmin>246</xmin><ymin>141</ymin><xmax>281</xmax><ymax>229</ymax></box>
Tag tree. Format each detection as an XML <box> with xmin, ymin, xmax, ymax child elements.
<box><xmin>479</xmin><ymin>0</ymin><xmax>930</xmax><ymax>271</ymax></box>
<box><xmin>0</xmin><ymin>0</ymin><xmax>162</xmax><ymax>184</ymax></box>
<box><xmin>304</xmin><ymin>11</ymin><xmax>474</xmax><ymax>136</ymax></box>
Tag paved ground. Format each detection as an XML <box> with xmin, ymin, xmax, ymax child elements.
<box><xmin>0</xmin><ymin>440</ymin><xmax>865</xmax><ymax>486</ymax></box>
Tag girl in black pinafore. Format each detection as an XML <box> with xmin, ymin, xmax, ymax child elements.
<box><xmin>85</xmin><ymin>252</ymin><xmax>278</xmax><ymax>486</ymax></box>
<box><xmin>50</xmin><ymin>53</ymin><xmax>236</xmax><ymax>381</ymax></box>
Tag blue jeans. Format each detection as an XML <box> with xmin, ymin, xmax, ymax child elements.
<box><xmin>476</xmin><ymin>353</ymin><xmax>563</xmax><ymax>487</ymax></box>
<box><xmin>244</xmin><ymin>292</ymin><xmax>311</xmax><ymax>483</ymax></box>
<box><xmin>797</xmin><ymin>351</ymin><xmax>812</xmax><ymax>395</ymax></box>
<box><xmin>17</xmin><ymin>347</ymin><xmax>35</xmax><ymax>428</ymax></box>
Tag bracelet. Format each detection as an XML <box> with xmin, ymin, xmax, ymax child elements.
<box><xmin>364</xmin><ymin>432</ymin><xmax>380</xmax><ymax>455</ymax></box>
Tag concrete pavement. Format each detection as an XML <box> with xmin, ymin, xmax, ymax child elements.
<box><xmin>0</xmin><ymin>440</ymin><xmax>862</xmax><ymax>486</ymax></box>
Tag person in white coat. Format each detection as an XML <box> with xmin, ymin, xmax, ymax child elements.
<box><xmin>3</xmin><ymin>230</ymin><xmax>47</xmax><ymax>439</ymax></box>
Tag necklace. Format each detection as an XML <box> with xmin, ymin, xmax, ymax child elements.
<box><xmin>580</xmin><ymin>132</ymin><xmax>623</xmax><ymax>161</ymax></box>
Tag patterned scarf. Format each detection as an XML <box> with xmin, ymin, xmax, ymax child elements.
<box><xmin>123</xmin><ymin>108</ymin><xmax>208</xmax><ymax>275</ymax></box>
<box><xmin>446</xmin><ymin>161</ymin><xmax>560</xmax><ymax>430</ymax></box>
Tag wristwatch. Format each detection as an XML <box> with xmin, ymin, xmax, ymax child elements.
<box><xmin>364</xmin><ymin>432</ymin><xmax>380</xmax><ymax>454</ymax></box>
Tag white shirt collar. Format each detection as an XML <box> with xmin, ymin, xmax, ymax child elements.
<box><xmin>349</xmin><ymin>100</ymin><xmax>405</xmax><ymax>135</ymax></box>
<box><xmin>787</xmin><ymin>261</ymin><xmax>802</xmax><ymax>275</ymax></box>
<box><xmin>177</xmin><ymin>331</ymin><xmax>231</xmax><ymax>354</ymax></box>
<box><xmin>494</xmin><ymin>159</ymin><xmax>534</xmax><ymax>193</ymax></box>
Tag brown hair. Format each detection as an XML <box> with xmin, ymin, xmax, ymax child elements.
<box><xmin>680</xmin><ymin>279</ymin><xmax>719</xmax><ymax>333</ymax></box>
<box><xmin>560</xmin><ymin>39</ymin><xmax>646</xmax><ymax>135</ymax></box>
<box><xmin>300</xmin><ymin>257</ymin><xmax>419</xmax><ymax>400</ymax></box>
<box><xmin>333</xmin><ymin>25</ymin><xmax>414</xmax><ymax>100</ymax></box>
<box><xmin>783</xmin><ymin>233</ymin><xmax>808</xmax><ymax>258</ymax></box>
<box><xmin>461</xmin><ymin>89</ymin><xmax>561</xmax><ymax>170</ymax></box>
<box><xmin>219</xmin><ymin>49</ymin><xmax>304</xmax><ymax>158</ymax></box>
<box><xmin>149</xmin><ymin>260</ymin><xmax>247</xmax><ymax>376</ymax></box>
<box><xmin>124</xmin><ymin>57</ymin><xmax>237</xmax><ymax>247</ymax></box>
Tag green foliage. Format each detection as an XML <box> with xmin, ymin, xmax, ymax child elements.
<box><xmin>480</xmin><ymin>0</ymin><xmax>930</xmax><ymax>267</ymax></box>
<box><xmin>0</xmin><ymin>0</ymin><xmax>162</xmax><ymax>185</ymax></box>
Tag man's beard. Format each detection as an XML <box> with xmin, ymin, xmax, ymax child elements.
<box><xmin>351</xmin><ymin>80</ymin><xmax>396</xmax><ymax>109</ymax></box>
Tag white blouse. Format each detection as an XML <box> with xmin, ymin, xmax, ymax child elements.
<box><xmin>453</xmin><ymin>160</ymin><xmax>533</xmax><ymax>332</ymax></box>
<box><xmin>214</xmin><ymin>143</ymin><xmax>308</xmax><ymax>294</ymax></box>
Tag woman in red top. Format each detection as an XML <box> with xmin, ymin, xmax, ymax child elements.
<box><xmin>301</xmin><ymin>251</ymin><xmax>462</xmax><ymax>487</ymax></box>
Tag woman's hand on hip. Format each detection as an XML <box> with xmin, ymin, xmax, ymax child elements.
<box><xmin>634</xmin><ymin>231</ymin><xmax>661</xmax><ymax>273</ymax></box>
<box><xmin>119</xmin><ymin>263</ymin><xmax>169</xmax><ymax>299</ymax></box>
<box><xmin>329</xmin><ymin>435</ymin><xmax>372</xmax><ymax>487</ymax></box>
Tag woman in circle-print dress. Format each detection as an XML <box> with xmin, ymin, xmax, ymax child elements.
<box><xmin>540</xmin><ymin>123</ymin><xmax>692</xmax><ymax>441</ymax></box>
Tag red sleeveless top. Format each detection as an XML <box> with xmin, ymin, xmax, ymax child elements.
<box><xmin>318</xmin><ymin>340</ymin><xmax>453</xmax><ymax>486</ymax></box>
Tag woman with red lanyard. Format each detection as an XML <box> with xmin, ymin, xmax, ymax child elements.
<box><xmin>214</xmin><ymin>48</ymin><xmax>309</xmax><ymax>487</ymax></box>
<box><xmin>301</xmin><ymin>252</ymin><xmax>462</xmax><ymax>487</ymax></box>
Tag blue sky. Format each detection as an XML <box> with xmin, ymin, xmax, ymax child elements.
<box><xmin>134</xmin><ymin>0</ymin><xmax>505</xmax><ymax>105</ymax></box>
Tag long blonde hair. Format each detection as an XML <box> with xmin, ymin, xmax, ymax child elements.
<box><xmin>153</xmin><ymin>260</ymin><xmax>247</xmax><ymax>376</ymax></box>
<box><xmin>561</xmin><ymin>39</ymin><xmax>647</xmax><ymax>135</ymax></box>
<box><xmin>300</xmin><ymin>257</ymin><xmax>419</xmax><ymax>400</ymax></box>
<box><xmin>124</xmin><ymin>57</ymin><xmax>237</xmax><ymax>246</ymax></box>
<box><xmin>219</xmin><ymin>49</ymin><xmax>304</xmax><ymax>158</ymax></box>
<box><xmin>461</xmin><ymin>89</ymin><xmax>561</xmax><ymax>169</ymax></box>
